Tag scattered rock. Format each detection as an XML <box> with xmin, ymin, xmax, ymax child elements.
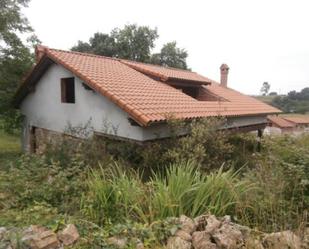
<box><xmin>263</xmin><ymin>230</ymin><xmax>302</xmax><ymax>249</ymax></box>
<box><xmin>204</xmin><ymin>215</ymin><xmax>221</xmax><ymax>234</ymax></box>
<box><xmin>221</xmin><ymin>215</ymin><xmax>232</xmax><ymax>223</ymax></box>
<box><xmin>194</xmin><ymin>215</ymin><xmax>208</xmax><ymax>231</ymax></box>
<box><xmin>212</xmin><ymin>223</ymin><xmax>244</xmax><ymax>249</ymax></box>
<box><xmin>107</xmin><ymin>236</ymin><xmax>128</xmax><ymax>249</ymax></box>
<box><xmin>166</xmin><ymin>236</ymin><xmax>192</xmax><ymax>249</ymax></box>
<box><xmin>0</xmin><ymin>227</ymin><xmax>7</xmax><ymax>240</ymax></box>
<box><xmin>23</xmin><ymin>225</ymin><xmax>48</xmax><ymax>236</ymax></box>
<box><xmin>175</xmin><ymin>230</ymin><xmax>192</xmax><ymax>242</ymax></box>
<box><xmin>57</xmin><ymin>224</ymin><xmax>79</xmax><ymax>246</ymax></box>
<box><xmin>178</xmin><ymin>215</ymin><xmax>196</xmax><ymax>235</ymax></box>
<box><xmin>22</xmin><ymin>229</ymin><xmax>60</xmax><ymax>249</ymax></box>
<box><xmin>192</xmin><ymin>231</ymin><xmax>217</xmax><ymax>249</ymax></box>
<box><xmin>245</xmin><ymin>237</ymin><xmax>265</xmax><ymax>249</ymax></box>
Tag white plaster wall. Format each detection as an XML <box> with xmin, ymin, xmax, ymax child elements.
<box><xmin>20</xmin><ymin>63</ymin><xmax>168</xmax><ymax>142</ymax></box>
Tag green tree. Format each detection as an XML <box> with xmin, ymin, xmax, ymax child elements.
<box><xmin>0</xmin><ymin>0</ymin><xmax>38</xmax><ymax>133</ymax></box>
<box><xmin>71</xmin><ymin>25</ymin><xmax>189</xmax><ymax>69</ymax></box>
<box><xmin>150</xmin><ymin>41</ymin><xmax>188</xmax><ymax>69</ymax></box>
<box><xmin>72</xmin><ymin>24</ymin><xmax>158</xmax><ymax>62</ymax></box>
<box><xmin>260</xmin><ymin>82</ymin><xmax>270</xmax><ymax>96</ymax></box>
<box><xmin>271</xmin><ymin>87</ymin><xmax>309</xmax><ymax>113</ymax></box>
<box><xmin>111</xmin><ymin>24</ymin><xmax>158</xmax><ymax>62</ymax></box>
<box><xmin>72</xmin><ymin>33</ymin><xmax>116</xmax><ymax>57</ymax></box>
<box><xmin>0</xmin><ymin>0</ymin><xmax>32</xmax><ymax>50</ymax></box>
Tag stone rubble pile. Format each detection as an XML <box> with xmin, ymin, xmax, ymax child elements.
<box><xmin>0</xmin><ymin>224</ymin><xmax>79</xmax><ymax>249</ymax></box>
<box><xmin>166</xmin><ymin>215</ymin><xmax>308</xmax><ymax>249</ymax></box>
<box><xmin>1</xmin><ymin>216</ymin><xmax>308</xmax><ymax>249</ymax></box>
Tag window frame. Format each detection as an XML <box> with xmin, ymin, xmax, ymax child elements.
<box><xmin>60</xmin><ymin>77</ymin><xmax>75</xmax><ymax>104</ymax></box>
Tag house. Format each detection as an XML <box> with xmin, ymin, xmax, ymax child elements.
<box><xmin>14</xmin><ymin>45</ymin><xmax>280</xmax><ymax>152</ymax></box>
<box><xmin>266</xmin><ymin>115</ymin><xmax>309</xmax><ymax>135</ymax></box>
<box><xmin>266</xmin><ymin>115</ymin><xmax>295</xmax><ymax>134</ymax></box>
<box><xmin>281</xmin><ymin>116</ymin><xmax>309</xmax><ymax>129</ymax></box>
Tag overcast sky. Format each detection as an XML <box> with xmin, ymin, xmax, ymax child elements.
<box><xmin>23</xmin><ymin>0</ymin><xmax>309</xmax><ymax>95</ymax></box>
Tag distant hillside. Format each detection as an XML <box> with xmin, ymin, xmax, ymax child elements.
<box><xmin>254</xmin><ymin>87</ymin><xmax>309</xmax><ymax>114</ymax></box>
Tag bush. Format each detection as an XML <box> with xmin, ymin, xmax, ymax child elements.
<box><xmin>0</xmin><ymin>202</ymin><xmax>64</xmax><ymax>227</ymax></box>
<box><xmin>40</xmin><ymin>117</ymin><xmax>259</xmax><ymax>177</ymax></box>
<box><xmin>0</xmin><ymin>154</ymin><xmax>87</xmax><ymax>214</ymax></box>
<box><xmin>164</xmin><ymin>118</ymin><xmax>235</xmax><ymax>170</ymax></box>
<box><xmin>235</xmin><ymin>134</ymin><xmax>309</xmax><ymax>231</ymax></box>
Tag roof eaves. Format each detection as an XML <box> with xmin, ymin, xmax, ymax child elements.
<box><xmin>13</xmin><ymin>55</ymin><xmax>55</xmax><ymax>107</ymax></box>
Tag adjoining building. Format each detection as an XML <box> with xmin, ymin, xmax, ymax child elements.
<box><xmin>266</xmin><ymin>115</ymin><xmax>309</xmax><ymax>135</ymax></box>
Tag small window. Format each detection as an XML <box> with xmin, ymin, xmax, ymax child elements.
<box><xmin>61</xmin><ymin>77</ymin><xmax>75</xmax><ymax>103</ymax></box>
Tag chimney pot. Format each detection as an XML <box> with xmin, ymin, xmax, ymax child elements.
<box><xmin>220</xmin><ymin>63</ymin><xmax>229</xmax><ymax>87</ymax></box>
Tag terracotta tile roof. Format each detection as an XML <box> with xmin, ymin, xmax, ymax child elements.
<box><xmin>282</xmin><ymin>116</ymin><xmax>309</xmax><ymax>124</ymax></box>
<box><xmin>120</xmin><ymin>60</ymin><xmax>212</xmax><ymax>84</ymax></box>
<box><xmin>15</xmin><ymin>46</ymin><xmax>281</xmax><ymax>126</ymax></box>
<box><xmin>267</xmin><ymin>116</ymin><xmax>295</xmax><ymax>128</ymax></box>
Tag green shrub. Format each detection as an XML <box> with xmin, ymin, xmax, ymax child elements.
<box><xmin>0</xmin><ymin>154</ymin><xmax>87</xmax><ymax>213</ymax></box>
<box><xmin>164</xmin><ymin>118</ymin><xmax>235</xmax><ymax>171</ymax></box>
<box><xmin>225</xmin><ymin>134</ymin><xmax>309</xmax><ymax>232</ymax></box>
<box><xmin>0</xmin><ymin>202</ymin><xmax>64</xmax><ymax>227</ymax></box>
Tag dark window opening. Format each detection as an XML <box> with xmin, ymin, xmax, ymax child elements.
<box><xmin>175</xmin><ymin>86</ymin><xmax>199</xmax><ymax>99</ymax></box>
<box><xmin>29</xmin><ymin>126</ymin><xmax>36</xmax><ymax>153</ymax></box>
<box><xmin>61</xmin><ymin>77</ymin><xmax>75</xmax><ymax>103</ymax></box>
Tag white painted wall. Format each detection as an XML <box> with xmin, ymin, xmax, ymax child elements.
<box><xmin>20</xmin><ymin>63</ymin><xmax>268</xmax><ymax>151</ymax></box>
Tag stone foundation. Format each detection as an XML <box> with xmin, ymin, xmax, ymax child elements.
<box><xmin>30</xmin><ymin>127</ymin><xmax>81</xmax><ymax>154</ymax></box>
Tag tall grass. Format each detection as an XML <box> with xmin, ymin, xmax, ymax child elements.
<box><xmin>236</xmin><ymin>158</ymin><xmax>308</xmax><ymax>232</ymax></box>
<box><xmin>81</xmin><ymin>162</ymin><xmax>146</xmax><ymax>225</ymax></box>
<box><xmin>149</xmin><ymin>161</ymin><xmax>251</xmax><ymax>221</ymax></box>
<box><xmin>81</xmin><ymin>160</ymin><xmax>251</xmax><ymax>225</ymax></box>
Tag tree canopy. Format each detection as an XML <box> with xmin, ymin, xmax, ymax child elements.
<box><xmin>271</xmin><ymin>87</ymin><xmax>309</xmax><ymax>114</ymax></box>
<box><xmin>71</xmin><ymin>24</ymin><xmax>189</xmax><ymax>69</ymax></box>
<box><xmin>150</xmin><ymin>41</ymin><xmax>188</xmax><ymax>69</ymax></box>
<box><xmin>260</xmin><ymin>82</ymin><xmax>270</xmax><ymax>96</ymax></box>
<box><xmin>0</xmin><ymin>0</ymin><xmax>38</xmax><ymax>132</ymax></box>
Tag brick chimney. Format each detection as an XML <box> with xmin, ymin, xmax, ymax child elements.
<box><xmin>35</xmin><ymin>45</ymin><xmax>48</xmax><ymax>62</ymax></box>
<box><xmin>220</xmin><ymin>63</ymin><xmax>229</xmax><ymax>87</ymax></box>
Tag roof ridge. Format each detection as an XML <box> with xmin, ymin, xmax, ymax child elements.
<box><xmin>120</xmin><ymin>59</ymin><xmax>197</xmax><ymax>73</ymax></box>
<box><xmin>48</xmin><ymin>47</ymin><xmax>119</xmax><ymax>61</ymax></box>
<box><xmin>47</xmin><ymin>47</ymin><xmax>196</xmax><ymax>73</ymax></box>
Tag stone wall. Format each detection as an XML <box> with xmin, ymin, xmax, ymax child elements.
<box><xmin>32</xmin><ymin>127</ymin><xmax>81</xmax><ymax>154</ymax></box>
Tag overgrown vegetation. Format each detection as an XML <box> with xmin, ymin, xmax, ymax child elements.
<box><xmin>0</xmin><ymin>119</ymin><xmax>308</xmax><ymax>247</ymax></box>
<box><xmin>81</xmin><ymin>161</ymin><xmax>250</xmax><ymax>226</ymax></box>
<box><xmin>0</xmin><ymin>130</ymin><xmax>21</xmax><ymax>169</ymax></box>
